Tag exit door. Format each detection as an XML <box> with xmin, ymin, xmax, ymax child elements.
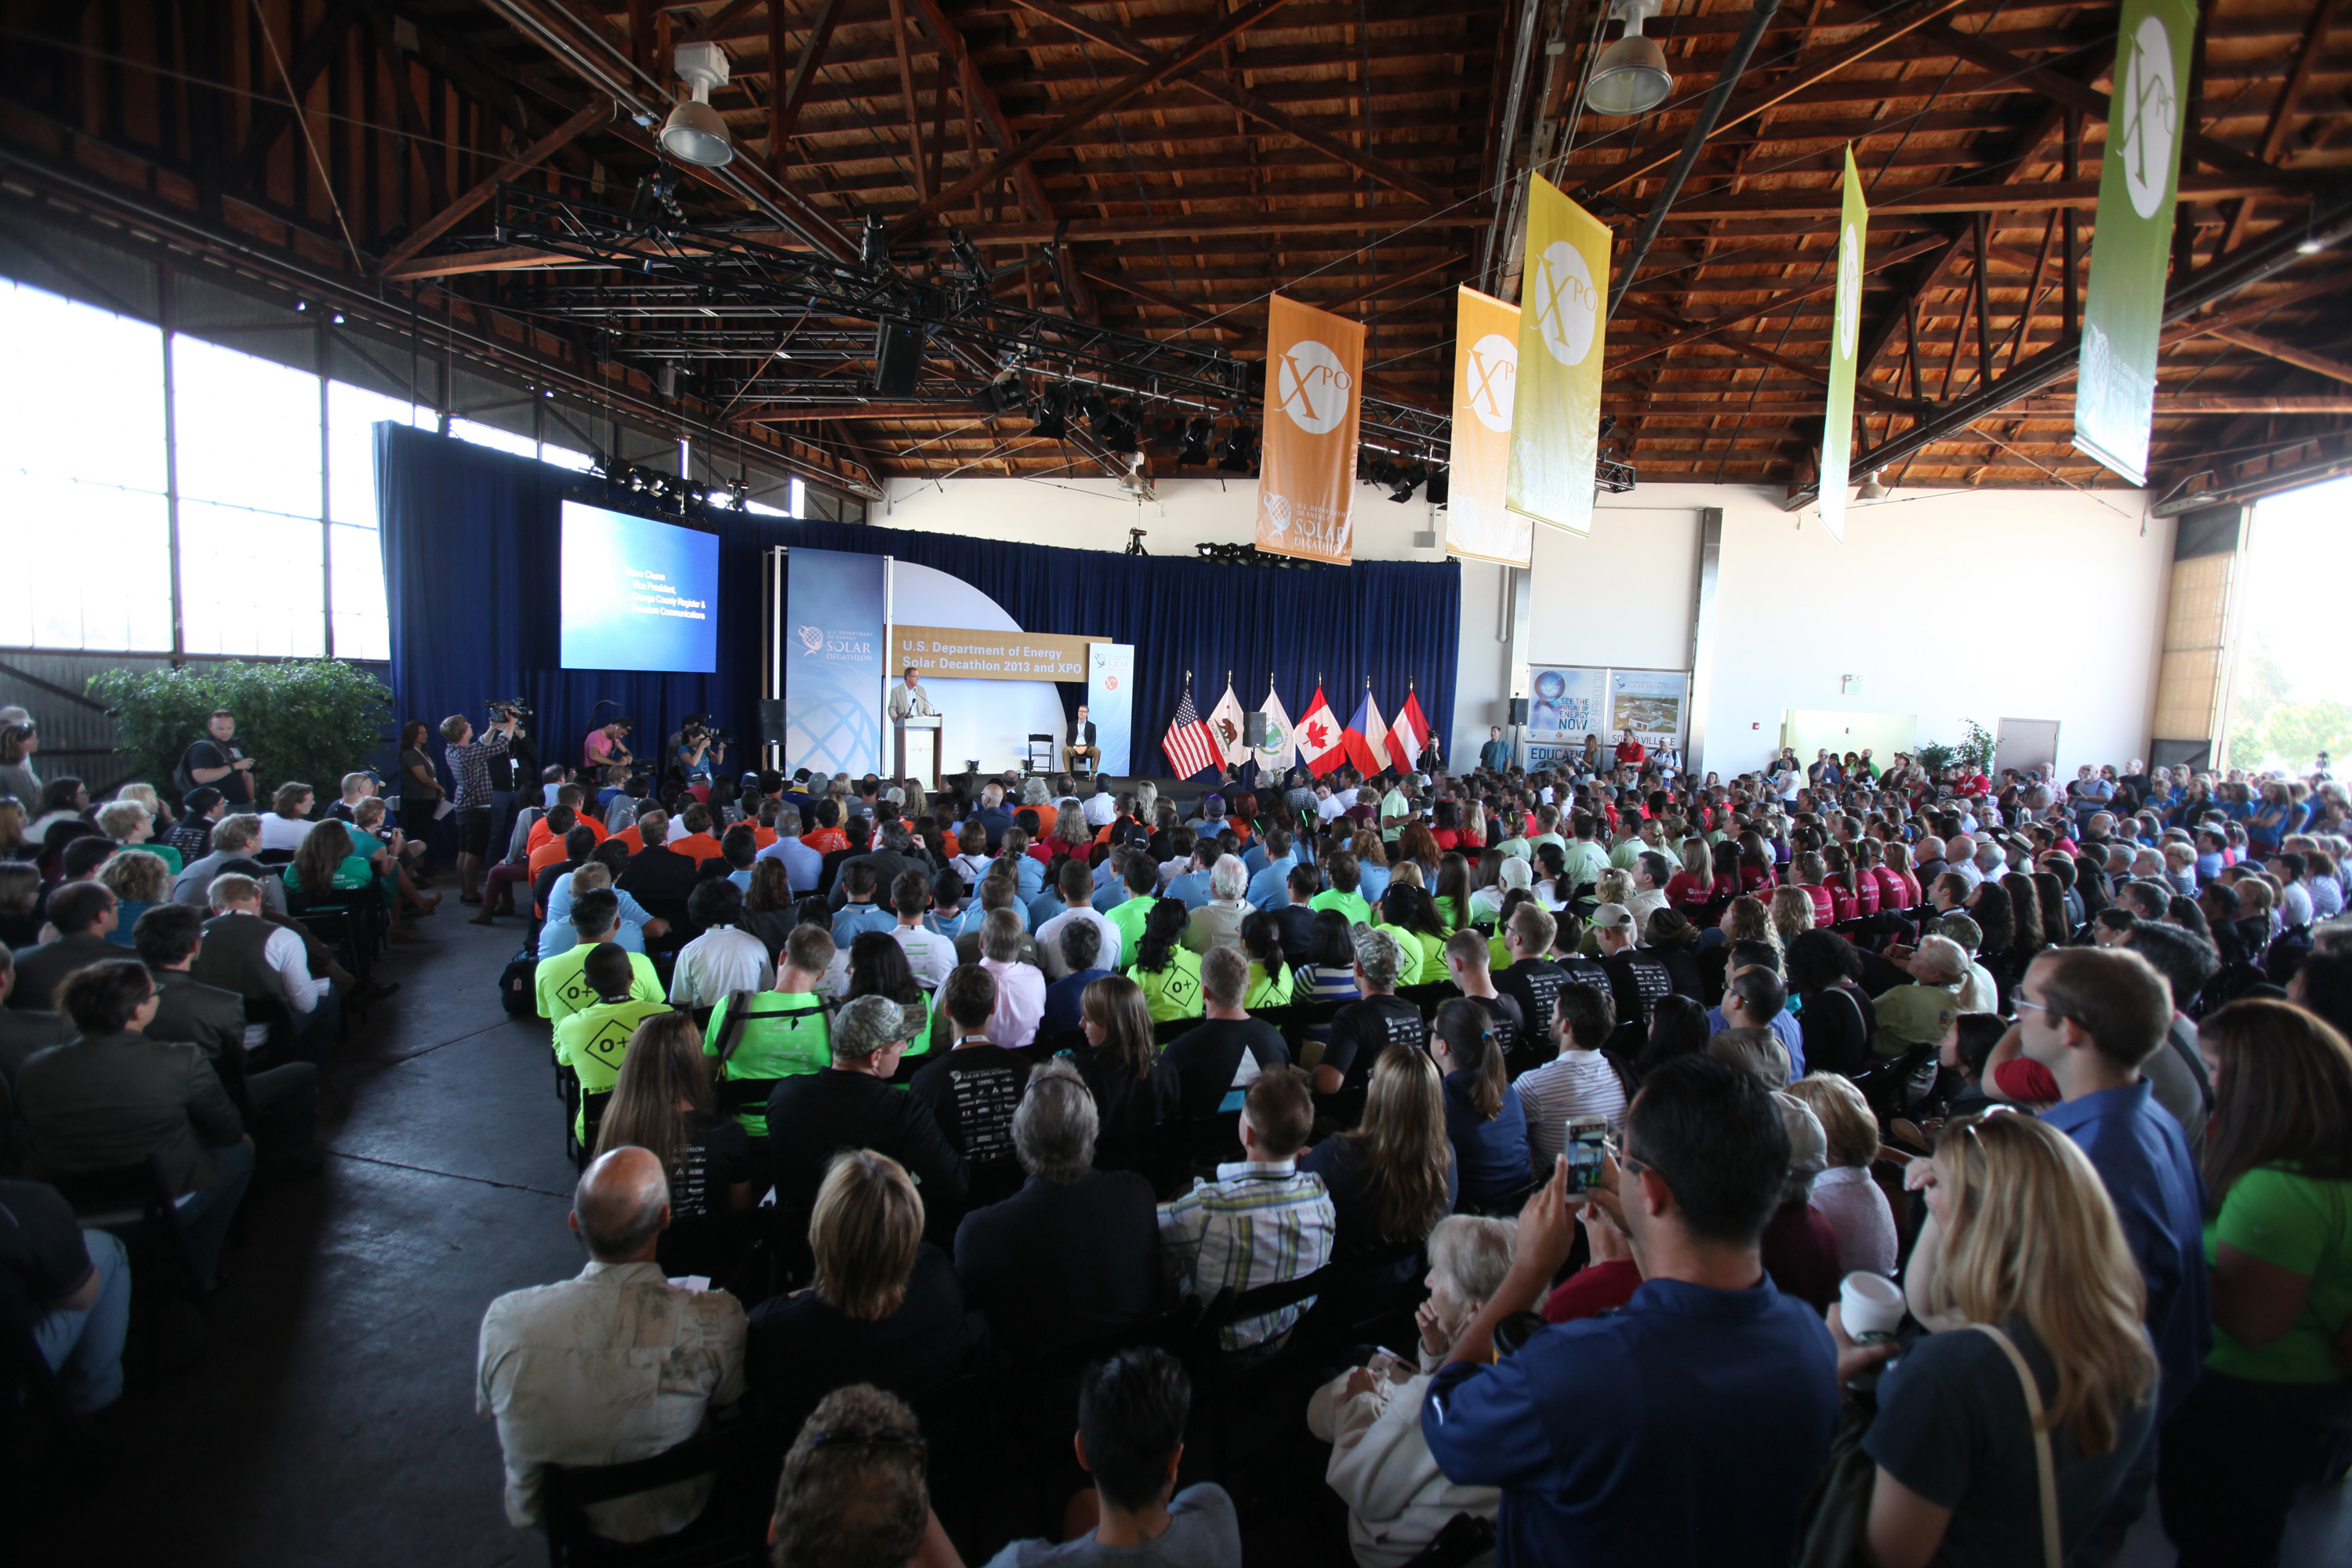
<box><xmin>1995</xmin><ymin>718</ymin><xmax>2061</xmax><ymax>779</ymax></box>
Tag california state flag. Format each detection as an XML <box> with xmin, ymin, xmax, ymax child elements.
<box><xmin>1297</xmin><ymin>687</ymin><xmax>1345</xmax><ymax>778</ymax></box>
<box><xmin>1388</xmin><ymin>688</ymin><xmax>1431</xmax><ymax>772</ymax></box>
<box><xmin>1205</xmin><ymin>682</ymin><xmax>1249</xmax><ymax>768</ymax></box>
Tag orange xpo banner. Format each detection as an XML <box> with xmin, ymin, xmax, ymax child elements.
<box><xmin>1257</xmin><ymin>293</ymin><xmax>1364</xmax><ymax>564</ymax></box>
<box><xmin>1444</xmin><ymin>286</ymin><xmax>1530</xmax><ymax>567</ymax></box>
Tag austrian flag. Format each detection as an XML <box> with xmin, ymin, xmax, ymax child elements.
<box><xmin>1388</xmin><ymin>688</ymin><xmax>1431</xmax><ymax>772</ymax></box>
<box><xmin>1297</xmin><ymin>687</ymin><xmax>1345</xmax><ymax>777</ymax></box>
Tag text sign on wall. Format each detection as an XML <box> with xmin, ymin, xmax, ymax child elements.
<box><xmin>895</xmin><ymin>625</ymin><xmax>1101</xmax><ymax>680</ymax></box>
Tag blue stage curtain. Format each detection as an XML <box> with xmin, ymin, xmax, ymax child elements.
<box><xmin>378</xmin><ymin>423</ymin><xmax>1460</xmax><ymax>779</ymax></box>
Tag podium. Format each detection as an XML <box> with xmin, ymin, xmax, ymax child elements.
<box><xmin>894</xmin><ymin>715</ymin><xmax>942</xmax><ymax>789</ymax></box>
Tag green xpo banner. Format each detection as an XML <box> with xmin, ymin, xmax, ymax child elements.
<box><xmin>2074</xmin><ymin>0</ymin><xmax>2196</xmax><ymax>485</ymax></box>
<box><xmin>1818</xmin><ymin>147</ymin><xmax>1868</xmax><ymax>543</ymax></box>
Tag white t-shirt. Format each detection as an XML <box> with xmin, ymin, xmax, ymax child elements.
<box><xmin>257</xmin><ymin>815</ymin><xmax>316</xmax><ymax>853</ymax></box>
<box><xmin>667</xmin><ymin>926</ymin><xmax>775</xmax><ymax>1009</ymax></box>
<box><xmin>890</xmin><ymin>924</ymin><xmax>958</xmax><ymax>992</ymax></box>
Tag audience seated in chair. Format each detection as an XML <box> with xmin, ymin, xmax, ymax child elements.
<box><xmin>17</xmin><ymin>959</ymin><xmax>252</xmax><ymax>1288</ymax></box>
<box><xmin>1158</xmin><ymin>947</ymin><xmax>1287</xmax><ymax>1123</ymax></box>
<box><xmin>667</xmin><ymin>878</ymin><xmax>775</xmax><ymax>1011</ymax></box>
<box><xmin>746</xmin><ymin>1147</ymin><xmax>980</xmax><ymax>1438</ymax></box>
<box><xmin>1156</xmin><ymin>1065</ymin><xmax>1334</xmax><ymax>1353</ymax></box>
<box><xmin>535</xmin><ymin>890</ymin><xmax>662</xmax><ymax>1029</ymax></box>
<box><xmin>135</xmin><ymin>903</ymin><xmax>318</xmax><ymax>1164</ymax></box>
<box><xmin>1301</xmin><ymin>1044</ymin><xmax>1455</xmax><ymax>1271</ymax></box>
<box><xmin>909</xmin><ymin>965</ymin><xmax>1033</xmax><ymax>1209</ymax></box>
<box><xmin>476</xmin><ymin>1147</ymin><xmax>746</xmax><ymax>1544</ymax></box>
<box><xmin>1429</xmin><ymin>999</ymin><xmax>1529</xmax><ymax>1208</ymax></box>
<box><xmin>192</xmin><ymin>875</ymin><xmax>340</xmax><ymax>1064</ymax></box>
<box><xmin>2</xmin><ymin>1174</ymin><xmax>132</xmax><ymax>1416</ymax></box>
<box><xmin>982</xmin><ymin>1348</ymin><xmax>1240</xmax><ymax>1567</ymax></box>
<box><xmin>767</xmin><ymin>1384</ymin><xmax>959</xmax><ymax>1568</ymax></box>
<box><xmin>554</xmin><ymin>942</ymin><xmax>673</xmax><ymax>1142</ymax></box>
<box><xmin>702</xmin><ymin>924</ymin><xmax>834</xmax><ymax>1138</ymax></box>
<box><xmin>590</xmin><ymin>1011</ymin><xmax>756</xmax><ymax>1284</ymax></box>
<box><xmin>9</xmin><ymin>880</ymin><xmax>120</xmax><ymax>1011</ymax></box>
<box><xmin>1308</xmin><ymin>1214</ymin><xmax>1515</xmax><ymax>1568</ymax></box>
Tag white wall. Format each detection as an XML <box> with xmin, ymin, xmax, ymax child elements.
<box><xmin>869</xmin><ymin>474</ymin><xmax>2174</xmax><ymax>779</ymax></box>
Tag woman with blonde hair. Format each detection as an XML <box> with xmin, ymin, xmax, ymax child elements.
<box><xmin>2157</xmin><ymin>999</ymin><xmax>2352</xmax><ymax>1566</ymax></box>
<box><xmin>746</xmin><ymin>1148</ymin><xmax>978</xmax><ymax>1434</ymax></box>
<box><xmin>1300</xmin><ymin>1044</ymin><xmax>1455</xmax><ymax>1261</ymax></box>
<box><xmin>96</xmin><ymin>849</ymin><xmax>169</xmax><ymax>943</ymax></box>
<box><xmin>1351</xmin><ymin>829</ymin><xmax>1393</xmax><ymax>906</ymax></box>
<box><xmin>1768</xmin><ymin>884</ymin><xmax>1816</xmax><ymax>946</ymax></box>
<box><xmin>1860</xmin><ymin>1111</ymin><xmax>2158</xmax><ymax>1566</ymax></box>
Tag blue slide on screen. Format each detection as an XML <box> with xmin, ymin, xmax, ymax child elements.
<box><xmin>559</xmin><ymin>500</ymin><xmax>720</xmax><ymax>673</ymax></box>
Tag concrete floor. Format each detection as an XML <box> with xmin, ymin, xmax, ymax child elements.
<box><xmin>28</xmin><ymin>903</ymin><xmax>2350</xmax><ymax>1568</ymax></box>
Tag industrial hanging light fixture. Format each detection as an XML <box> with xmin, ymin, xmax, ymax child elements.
<box><xmin>1586</xmin><ymin>0</ymin><xmax>1674</xmax><ymax>117</ymax></box>
<box><xmin>661</xmin><ymin>42</ymin><xmax>735</xmax><ymax>167</ymax></box>
<box><xmin>1855</xmin><ymin>469</ymin><xmax>1889</xmax><ymax>502</ymax></box>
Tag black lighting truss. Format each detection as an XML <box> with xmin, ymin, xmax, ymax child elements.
<box><xmin>492</xmin><ymin>186</ymin><xmax>1457</xmax><ymax>466</ymax></box>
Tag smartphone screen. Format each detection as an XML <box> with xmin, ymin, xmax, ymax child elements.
<box><xmin>1563</xmin><ymin>1115</ymin><xmax>1611</xmax><ymax>1193</ymax></box>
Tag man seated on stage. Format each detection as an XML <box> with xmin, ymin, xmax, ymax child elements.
<box><xmin>886</xmin><ymin>666</ymin><xmax>935</xmax><ymax>722</ymax></box>
<box><xmin>1065</xmin><ymin>704</ymin><xmax>1101</xmax><ymax>775</ymax></box>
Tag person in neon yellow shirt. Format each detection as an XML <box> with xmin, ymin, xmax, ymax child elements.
<box><xmin>1127</xmin><ymin>898</ymin><xmax>1203</xmax><ymax>1022</ymax></box>
<box><xmin>704</xmin><ymin>924</ymin><xmax>836</xmax><ymax>1136</ymax></box>
<box><xmin>554</xmin><ymin>942</ymin><xmax>672</xmax><ymax>1142</ymax></box>
<box><xmin>1310</xmin><ymin>849</ymin><xmax>1372</xmax><ymax>927</ymax></box>
<box><xmin>536</xmin><ymin>889</ymin><xmax>662</xmax><ymax>1029</ymax></box>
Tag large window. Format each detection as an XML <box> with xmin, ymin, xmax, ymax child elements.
<box><xmin>2226</xmin><ymin>474</ymin><xmax>2352</xmax><ymax>771</ymax></box>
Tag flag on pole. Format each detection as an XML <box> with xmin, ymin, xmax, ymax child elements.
<box><xmin>1205</xmin><ymin>681</ymin><xmax>1248</xmax><ymax>768</ymax></box>
<box><xmin>1161</xmin><ymin>678</ymin><xmax>1220</xmax><ymax>780</ymax></box>
<box><xmin>1297</xmin><ymin>687</ymin><xmax>1345</xmax><ymax>778</ymax></box>
<box><xmin>1388</xmin><ymin>688</ymin><xmax>1431</xmax><ymax>773</ymax></box>
<box><xmin>1254</xmin><ymin>682</ymin><xmax>1298</xmax><ymax>775</ymax></box>
<box><xmin>1343</xmin><ymin>686</ymin><xmax>1388</xmax><ymax>778</ymax></box>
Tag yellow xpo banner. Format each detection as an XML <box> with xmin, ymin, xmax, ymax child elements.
<box><xmin>1506</xmin><ymin>175</ymin><xmax>1610</xmax><ymax>538</ymax></box>
<box><xmin>1446</xmin><ymin>287</ymin><xmax>1531</xmax><ymax>567</ymax></box>
<box><xmin>1258</xmin><ymin>294</ymin><xmax>1364</xmax><ymax>564</ymax></box>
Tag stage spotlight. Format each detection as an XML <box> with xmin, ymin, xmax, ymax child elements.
<box><xmin>1388</xmin><ymin>463</ymin><xmax>1426</xmax><ymax>503</ymax></box>
<box><xmin>1425</xmin><ymin>468</ymin><xmax>1450</xmax><ymax>506</ymax></box>
<box><xmin>1178</xmin><ymin>416</ymin><xmax>1214</xmax><ymax>466</ymax></box>
<box><xmin>1598</xmin><ymin>414</ymin><xmax>1617</xmax><ymax>440</ymax></box>
<box><xmin>661</xmin><ymin>42</ymin><xmax>735</xmax><ymax>167</ymax></box>
<box><xmin>1092</xmin><ymin>397</ymin><xmax>1138</xmax><ymax>453</ymax></box>
<box><xmin>1029</xmin><ymin>385</ymin><xmax>1069</xmax><ymax>439</ymax></box>
<box><xmin>1216</xmin><ymin>426</ymin><xmax>1256</xmax><ymax>474</ymax></box>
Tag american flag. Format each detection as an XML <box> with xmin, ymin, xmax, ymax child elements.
<box><xmin>1162</xmin><ymin>682</ymin><xmax>1220</xmax><ymax>779</ymax></box>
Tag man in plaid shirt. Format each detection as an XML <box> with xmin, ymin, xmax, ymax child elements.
<box><xmin>1156</xmin><ymin>1066</ymin><xmax>1334</xmax><ymax>1352</ymax></box>
<box><xmin>441</xmin><ymin>710</ymin><xmax>519</xmax><ymax>909</ymax></box>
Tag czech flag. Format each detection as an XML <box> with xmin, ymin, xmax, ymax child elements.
<box><xmin>1343</xmin><ymin>687</ymin><xmax>1388</xmax><ymax>778</ymax></box>
<box><xmin>1388</xmin><ymin>688</ymin><xmax>1431</xmax><ymax>772</ymax></box>
<box><xmin>1297</xmin><ymin>687</ymin><xmax>1345</xmax><ymax>777</ymax></box>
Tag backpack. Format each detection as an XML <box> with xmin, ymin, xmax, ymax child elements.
<box><xmin>499</xmin><ymin>949</ymin><xmax>539</xmax><ymax>1016</ymax></box>
<box><xmin>172</xmin><ymin>742</ymin><xmax>203</xmax><ymax>799</ymax></box>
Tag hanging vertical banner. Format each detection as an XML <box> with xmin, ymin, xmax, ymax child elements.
<box><xmin>1506</xmin><ymin>174</ymin><xmax>1610</xmax><ymax>538</ymax></box>
<box><xmin>1087</xmin><ymin>642</ymin><xmax>1134</xmax><ymax>775</ymax></box>
<box><xmin>1818</xmin><ymin>147</ymin><xmax>1869</xmax><ymax>544</ymax></box>
<box><xmin>782</xmin><ymin>547</ymin><xmax>887</xmax><ymax>777</ymax></box>
<box><xmin>2074</xmin><ymin>0</ymin><xmax>2194</xmax><ymax>485</ymax></box>
<box><xmin>1445</xmin><ymin>287</ymin><xmax>1530</xmax><ymax>566</ymax></box>
<box><xmin>1258</xmin><ymin>294</ymin><xmax>1364</xmax><ymax>564</ymax></box>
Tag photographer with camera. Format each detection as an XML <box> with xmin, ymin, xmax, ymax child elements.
<box><xmin>482</xmin><ymin>701</ymin><xmax>537</xmax><ymax>867</ymax></box>
<box><xmin>442</xmin><ymin>707</ymin><xmax>520</xmax><ymax>907</ymax></box>
<box><xmin>181</xmin><ymin>709</ymin><xmax>259</xmax><ymax>810</ymax></box>
<box><xmin>669</xmin><ymin>714</ymin><xmax>727</xmax><ymax>804</ymax></box>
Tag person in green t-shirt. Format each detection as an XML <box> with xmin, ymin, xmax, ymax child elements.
<box><xmin>1310</xmin><ymin>848</ymin><xmax>1372</xmax><ymax>928</ymax></box>
<box><xmin>1869</xmin><ymin>937</ymin><xmax>1968</xmax><ymax>1060</ymax></box>
<box><xmin>536</xmin><ymin>888</ymin><xmax>663</xmax><ymax>1029</ymax></box>
<box><xmin>1127</xmin><ymin>897</ymin><xmax>1203</xmax><ymax>1022</ymax></box>
<box><xmin>1241</xmin><ymin>912</ymin><xmax>1294</xmax><ymax>1009</ymax></box>
<box><xmin>554</xmin><ymin>942</ymin><xmax>673</xmax><ymax>1141</ymax></box>
<box><xmin>2158</xmin><ymin>998</ymin><xmax>2352</xmax><ymax>1566</ymax></box>
<box><xmin>1106</xmin><ymin>855</ymin><xmax>1161</xmax><ymax>959</ymax></box>
<box><xmin>704</xmin><ymin>924</ymin><xmax>836</xmax><ymax>1136</ymax></box>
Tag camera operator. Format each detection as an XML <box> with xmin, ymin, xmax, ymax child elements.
<box><xmin>442</xmin><ymin>708</ymin><xmax>521</xmax><ymax>907</ymax></box>
<box><xmin>669</xmin><ymin>714</ymin><xmax>727</xmax><ymax>803</ymax></box>
<box><xmin>583</xmin><ymin>715</ymin><xmax>633</xmax><ymax>775</ymax></box>
<box><xmin>482</xmin><ymin>702</ymin><xmax>538</xmax><ymax>866</ymax></box>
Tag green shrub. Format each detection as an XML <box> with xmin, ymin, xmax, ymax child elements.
<box><xmin>89</xmin><ymin>660</ymin><xmax>392</xmax><ymax>804</ymax></box>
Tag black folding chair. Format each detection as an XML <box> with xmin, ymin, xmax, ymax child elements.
<box><xmin>539</xmin><ymin>1417</ymin><xmax>779</xmax><ymax>1568</ymax></box>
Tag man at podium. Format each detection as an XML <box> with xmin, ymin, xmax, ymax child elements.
<box><xmin>886</xmin><ymin>666</ymin><xmax>935</xmax><ymax>722</ymax></box>
<box><xmin>1064</xmin><ymin>703</ymin><xmax>1100</xmax><ymax>774</ymax></box>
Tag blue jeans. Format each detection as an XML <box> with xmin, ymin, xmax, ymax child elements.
<box><xmin>34</xmin><ymin>1229</ymin><xmax>130</xmax><ymax>1413</ymax></box>
<box><xmin>177</xmin><ymin>1141</ymin><xmax>256</xmax><ymax>1288</ymax></box>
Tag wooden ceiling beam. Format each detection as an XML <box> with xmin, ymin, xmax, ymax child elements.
<box><xmin>2206</xmin><ymin>325</ymin><xmax>2352</xmax><ymax>387</ymax></box>
<box><xmin>887</xmin><ymin>0</ymin><xmax>1297</xmax><ymax>238</ymax></box>
<box><xmin>1616</xmin><ymin>236</ymin><xmax>1945</xmax><ymax>366</ymax></box>
<box><xmin>2220</xmin><ymin>0</ymin><xmax>2340</xmax><ymax>252</ymax></box>
<box><xmin>770</xmin><ymin>0</ymin><xmax>848</xmax><ymax>149</ymax></box>
<box><xmin>376</xmin><ymin>98</ymin><xmax>611</xmax><ymax>276</ymax></box>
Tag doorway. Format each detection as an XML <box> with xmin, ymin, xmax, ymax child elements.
<box><xmin>1995</xmin><ymin>718</ymin><xmax>2060</xmax><ymax>779</ymax></box>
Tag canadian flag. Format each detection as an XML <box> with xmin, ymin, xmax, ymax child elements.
<box><xmin>1343</xmin><ymin>687</ymin><xmax>1388</xmax><ymax>778</ymax></box>
<box><xmin>1297</xmin><ymin>687</ymin><xmax>1345</xmax><ymax>777</ymax></box>
<box><xmin>1388</xmin><ymin>688</ymin><xmax>1431</xmax><ymax>772</ymax></box>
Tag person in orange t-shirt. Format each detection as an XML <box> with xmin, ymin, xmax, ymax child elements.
<box><xmin>526</xmin><ymin>785</ymin><xmax>609</xmax><ymax>852</ymax></box>
<box><xmin>670</xmin><ymin>803</ymin><xmax>727</xmax><ymax>866</ymax></box>
<box><xmin>800</xmin><ymin>797</ymin><xmax>848</xmax><ymax>857</ymax></box>
<box><xmin>527</xmin><ymin>805</ymin><xmax>586</xmax><ymax>880</ymax></box>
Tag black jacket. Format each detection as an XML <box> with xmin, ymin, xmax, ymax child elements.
<box><xmin>767</xmin><ymin>1068</ymin><xmax>968</xmax><ymax>1253</ymax></box>
<box><xmin>953</xmin><ymin>1171</ymin><xmax>1160</xmax><ymax>1363</ymax></box>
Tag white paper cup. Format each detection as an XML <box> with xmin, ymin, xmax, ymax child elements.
<box><xmin>1840</xmin><ymin>1271</ymin><xmax>1905</xmax><ymax>1339</ymax></box>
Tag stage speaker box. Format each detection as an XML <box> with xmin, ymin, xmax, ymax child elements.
<box><xmin>1243</xmin><ymin>712</ymin><xmax>1269</xmax><ymax>747</ymax></box>
<box><xmin>759</xmin><ymin>699</ymin><xmax>789</xmax><ymax>746</ymax></box>
<box><xmin>1508</xmin><ymin>697</ymin><xmax>1530</xmax><ymax>725</ymax></box>
<box><xmin>872</xmin><ymin>319</ymin><xmax>926</xmax><ymax>396</ymax></box>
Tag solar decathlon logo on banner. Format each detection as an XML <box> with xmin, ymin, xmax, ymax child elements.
<box><xmin>797</xmin><ymin>624</ymin><xmax>873</xmax><ymax>660</ymax></box>
<box><xmin>1274</xmin><ymin>339</ymin><xmax>1354</xmax><ymax>434</ymax></box>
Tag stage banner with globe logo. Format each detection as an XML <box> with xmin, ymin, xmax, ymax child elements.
<box><xmin>1523</xmin><ymin>665</ymin><xmax>1608</xmax><ymax>771</ymax></box>
<box><xmin>2074</xmin><ymin>0</ymin><xmax>2194</xmax><ymax>485</ymax></box>
<box><xmin>1257</xmin><ymin>293</ymin><xmax>1364</xmax><ymax>564</ymax></box>
<box><xmin>1818</xmin><ymin>147</ymin><xmax>1868</xmax><ymax>545</ymax></box>
<box><xmin>784</xmin><ymin>546</ymin><xmax>887</xmax><ymax>777</ymax></box>
<box><xmin>1446</xmin><ymin>285</ymin><xmax>1531</xmax><ymax>567</ymax></box>
<box><xmin>1087</xmin><ymin>642</ymin><xmax>1135</xmax><ymax>775</ymax></box>
<box><xmin>1507</xmin><ymin>174</ymin><xmax>1610</xmax><ymax>538</ymax></box>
